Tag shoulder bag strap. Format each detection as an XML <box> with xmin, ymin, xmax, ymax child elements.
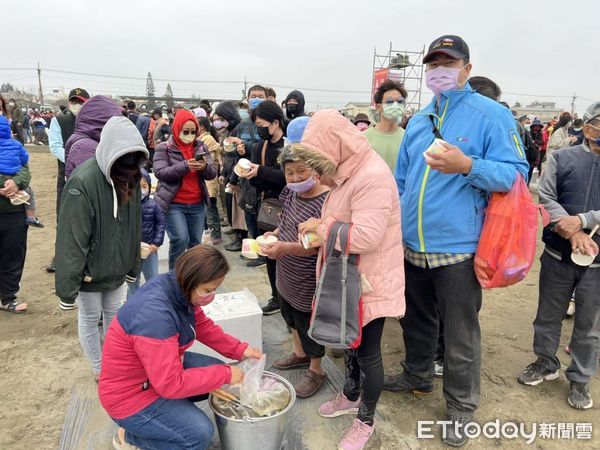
<box><xmin>261</xmin><ymin>140</ymin><xmax>268</xmax><ymax>165</ymax></box>
<box><xmin>325</xmin><ymin>222</ymin><xmax>344</xmax><ymax>258</ymax></box>
<box><xmin>429</xmin><ymin>114</ymin><xmax>443</xmax><ymax>140</ymax></box>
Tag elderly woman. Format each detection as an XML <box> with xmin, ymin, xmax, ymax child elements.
<box><xmin>153</xmin><ymin>109</ymin><xmax>217</xmax><ymax>270</ymax></box>
<box><xmin>99</xmin><ymin>245</ymin><xmax>262</xmax><ymax>450</ymax></box>
<box><xmin>296</xmin><ymin>109</ymin><xmax>405</xmax><ymax>450</ymax></box>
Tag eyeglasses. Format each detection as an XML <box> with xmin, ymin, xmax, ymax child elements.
<box><xmin>383</xmin><ymin>98</ymin><xmax>406</xmax><ymax>105</ymax></box>
<box><xmin>181</xmin><ymin>129</ymin><xmax>196</xmax><ymax>136</ymax></box>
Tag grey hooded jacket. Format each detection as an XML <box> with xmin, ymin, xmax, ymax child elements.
<box><xmin>55</xmin><ymin>116</ymin><xmax>149</xmax><ymax>306</ymax></box>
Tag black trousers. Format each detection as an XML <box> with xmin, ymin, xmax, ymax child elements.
<box><xmin>225</xmin><ymin>192</ymin><xmax>233</xmax><ymax>227</ymax></box>
<box><xmin>56</xmin><ymin>160</ymin><xmax>66</xmax><ymax>219</ymax></box>
<box><xmin>401</xmin><ymin>258</ymin><xmax>482</xmax><ymax>416</ymax></box>
<box><xmin>343</xmin><ymin>317</ymin><xmax>386</xmax><ymax>425</ymax></box>
<box><xmin>0</xmin><ymin>212</ymin><xmax>28</xmax><ymax>304</ymax></box>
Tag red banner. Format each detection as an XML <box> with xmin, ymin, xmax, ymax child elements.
<box><xmin>372</xmin><ymin>68</ymin><xmax>389</xmax><ymax>104</ymax></box>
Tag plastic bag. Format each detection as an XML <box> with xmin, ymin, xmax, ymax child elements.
<box><xmin>474</xmin><ymin>175</ymin><xmax>549</xmax><ymax>289</ymax></box>
<box><xmin>239</xmin><ymin>355</ymin><xmax>266</xmax><ymax>405</ymax></box>
<box><xmin>237</xmin><ymin>355</ymin><xmax>290</xmax><ymax>416</ymax></box>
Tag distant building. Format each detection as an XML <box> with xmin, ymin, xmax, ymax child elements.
<box><xmin>513</xmin><ymin>101</ymin><xmax>563</xmax><ymax>122</ymax></box>
<box><xmin>341</xmin><ymin>102</ymin><xmax>372</xmax><ymax>120</ymax></box>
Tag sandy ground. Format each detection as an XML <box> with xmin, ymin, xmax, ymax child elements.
<box><xmin>0</xmin><ymin>148</ymin><xmax>598</xmax><ymax>449</ymax></box>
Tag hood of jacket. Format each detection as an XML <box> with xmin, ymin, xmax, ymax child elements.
<box><xmin>300</xmin><ymin>109</ymin><xmax>372</xmax><ymax>186</ymax></box>
<box><xmin>95</xmin><ymin>116</ymin><xmax>149</xmax><ymax>217</ymax></box>
<box><xmin>215</xmin><ymin>101</ymin><xmax>242</xmax><ymax>130</ymax></box>
<box><xmin>71</xmin><ymin>96</ymin><xmax>124</xmax><ymax>144</ymax></box>
<box><xmin>0</xmin><ymin>115</ymin><xmax>11</xmax><ymax>139</ymax></box>
<box><xmin>285</xmin><ymin>90</ymin><xmax>306</xmax><ymax>119</ymax></box>
<box><xmin>141</xmin><ymin>168</ymin><xmax>151</xmax><ymax>201</ymax></box>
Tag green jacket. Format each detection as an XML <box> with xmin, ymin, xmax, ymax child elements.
<box><xmin>55</xmin><ymin>116</ymin><xmax>149</xmax><ymax>306</ymax></box>
<box><xmin>0</xmin><ymin>164</ymin><xmax>30</xmax><ymax>214</ymax></box>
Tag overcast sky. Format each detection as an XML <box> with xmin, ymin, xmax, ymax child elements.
<box><xmin>2</xmin><ymin>0</ymin><xmax>597</xmax><ymax>113</ymax></box>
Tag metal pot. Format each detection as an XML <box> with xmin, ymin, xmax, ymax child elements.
<box><xmin>210</xmin><ymin>372</ymin><xmax>296</xmax><ymax>450</ymax></box>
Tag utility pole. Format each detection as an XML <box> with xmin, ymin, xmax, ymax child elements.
<box><xmin>37</xmin><ymin>62</ymin><xmax>44</xmax><ymax>105</ymax></box>
<box><xmin>243</xmin><ymin>76</ymin><xmax>248</xmax><ymax>100</ymax></box>
<box><xmin>570</xmin><ymin>93</ymin><xmax>576</xmax><ymax>116</ymax></box>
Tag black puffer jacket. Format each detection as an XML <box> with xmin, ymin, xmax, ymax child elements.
<box><xmin>215</xmin><ymin>101</ymin><xmax>242</xmax><ymax>183</ymax></box>
<box><xmin>141</xmin><ymin>170</ymin><xmax>166</xmax><ymax>246</ymax></box>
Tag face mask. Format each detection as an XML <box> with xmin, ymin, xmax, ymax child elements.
<box><xmin>213</xmin><ymin>119</ymin><xmax>227</xmax><ymax>130</ymax></box>
<box><xmin>194</xmin><ymin>289</ymin><xmax>217</xmax><ymax>306</ymax></box>
<box><xmin>573</xmin><ymin>127</ymin><xmax>582</xmax><ymax>132</ymax></box>
<box><xmin>179</xmin><ymin>132</ymin><xmax>196</xmax><ymax>144</ymax></box>
<box><xmin>356</xmin><ymin>122</ymin><xmax>369</xmax><ymax>132</ymax></box>
<box><xmin>8</xmin><ymin>102</ymin><xmax>15</xmax><ymax>107</ymax></box>
<box><xmin>524</xmin><ymin>124</ymin><xmax>531</xmax><ymax>132</ymax></box>
<box><xmin>382</xmin><ymin>102</ymin><xmax>405</xmax><ymax>121</ymax></box>
<box><xmin>249</xmin><ymin>98</ymin><xmax>264</xmax><ymax>109</ymax></box>
<box><xmin>69</xmin><ymin>103</ymin><xmax>82</xmax><ymax>116</ymax></box>
<box><xmin>287</xmin><ymin>104</ymin><xmax>298</xmax><ymax>115</ymax></box>
<box><xmin>287</xmin><ymin>177</ymin><xmax>316</xmax><ymax>194</ymax></box>
<box><xmin>257</xmin><ymin>125</ymin><xmax>273</xmax><ymax>140</ymax></box>
<box><xmin>426</xmin><ymin>66</ymin><xmax>463</xmax><ymax>97</ymax></box>
<box><xmin>141</xmin><ymin>187</ymin><xmax>149</xmax><ymax>197</ymax></box>
<box><xmin>239</xmin><ymin>109</ymin><xmax>249</xmax><ymax>121</ymax></box>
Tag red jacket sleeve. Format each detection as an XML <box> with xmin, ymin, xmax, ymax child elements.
<box><xmin>194</xmin><ymin>307</ymin><xmax>249</xmax><ymax>360</ymax></box>
<box><xmin>132</xmin><ymin>334</ymin><xmax>233</xmax><ymax>399</ymax></box>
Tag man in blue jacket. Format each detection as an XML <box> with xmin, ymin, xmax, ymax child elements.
<box><xmin>385</xmin><ymin>35</ymin><xmax>529</xmax><ymax>447</ymax></box>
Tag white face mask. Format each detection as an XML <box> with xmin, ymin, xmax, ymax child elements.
<box><xmin>141</xmin><ymin>187</ymin><xmax>149</xmax><ymax>197</ymax></box>
<box><xmin>69</xmin><ymin>103</ymin><xmax>82</xmax><ymax>116</ymax></box>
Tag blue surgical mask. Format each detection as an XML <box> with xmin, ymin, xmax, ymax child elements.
<box><xmin>287</xmin><ymin>177</ymin><xmax>316</xmax><ymax>194</ymax></box>
<box><xmin>239</xmin><ymin>109</ymin><xmax>249</xmax><ymax>120</ymax></box>
<box><xmin>249</xmin><ymin>98</ymin><xmax>264</xmax><ymax>109</ymax></box>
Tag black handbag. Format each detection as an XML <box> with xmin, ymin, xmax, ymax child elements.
<box><xmin>257</xmin><ymin>197</ymin><xmax>283</xmax><ymax>232</ymax></box>
<box><xmin>237</xmin><ymin>178</ymin><xmax>259</xmax><ymax>213</ymax></box>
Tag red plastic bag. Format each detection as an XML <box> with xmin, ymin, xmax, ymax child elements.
<box><xmin>474</xmin><ymin>175</ymin><xmax>549</xmax><ymax>289</ymax></box>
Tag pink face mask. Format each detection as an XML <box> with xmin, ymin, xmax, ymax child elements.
<box><xmin>193</xmin><ymin>289</ymin><xmax>216</xmax><ymax>307</ymax></box>
<box><xmin>356</xmin><ymin>122</ymin><xmax>369</xmax><ymax>132</ymax></box>
<box><xmin>426</xmin><ymin>66</ymin><xmax>462</xmax><ymax>97</ymax></box>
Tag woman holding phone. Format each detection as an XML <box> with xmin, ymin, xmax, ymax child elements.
<box><xmin>154</xmin><ymin>109</ymin><xmax>217</xmax><ymax>269</ymax></box>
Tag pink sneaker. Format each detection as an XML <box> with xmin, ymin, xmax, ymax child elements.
<box><xmin>318</xmin><ymin>393</ymin><xmax>360</xmax><ymax>418</ymax></box>
<box><xmin>338</xmin><ymin>419</ymin><xmax>374</xmax><ymax>450</ymax></box>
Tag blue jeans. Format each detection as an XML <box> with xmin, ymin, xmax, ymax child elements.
<box><xmin>127</xmin><ymin>251</ymin><xmax>159</xmax><ymax>298</ymax></box>
<box><xmin>166</xmin><ymin>203</ymin><xmax>206</xmax><ymax>270</ymax></box>
<box><xmin>114</xmin><ymin>352</ymin><xmax>223</xmax><ymax>450</ymax></box>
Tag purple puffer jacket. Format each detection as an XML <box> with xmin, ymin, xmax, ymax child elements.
<box><xmin>153</xmin><ymin>137</ymin><xmax>217</xmax><ymax>211</ymax></box>
<box><xmin>65</xmin><ymin>96</ymin><xmax>124</xmax><ymax>179</ymax></box>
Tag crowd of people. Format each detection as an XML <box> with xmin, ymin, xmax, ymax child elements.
<box><xmin>0</xmin><ymin>33</ymin><xmax>599</xmax><ymax>450</ymax></box>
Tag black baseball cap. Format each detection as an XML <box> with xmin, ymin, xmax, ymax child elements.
<box><xmin>423</xmin><ymin>35</ymin><xmax>470</xmax><ymax>64</ymax></box>
<box><xmin>68</xmin><ymin>88</ymin><xmax>90</xmax><ymax>102</ymax></box>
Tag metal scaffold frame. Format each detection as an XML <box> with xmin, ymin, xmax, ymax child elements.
<box><xmin>372</xmin><ymin>43</ymin><xmax>425</xmax><ymax>113</ymax></box>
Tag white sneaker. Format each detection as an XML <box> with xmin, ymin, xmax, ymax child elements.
<box><xmin>434</xmin><ymin>360</ymin><xmax>444</xmax><ymax>378</ymax></box>
<box><xmin>566</xmin><ymin>301</ymin><xmax>576</xmax><ymax>317</ymax></box>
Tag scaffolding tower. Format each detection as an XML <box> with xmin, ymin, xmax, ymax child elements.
<box><xmin>371</xmin><ymin>43</ymin><xmax>425</xmax><ymax>113</ymax></box>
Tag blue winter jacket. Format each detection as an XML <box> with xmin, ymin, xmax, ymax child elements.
<box><xmin>0</xmin><ymin>115</ymin><xmax>29</xmax><ymax>176</ymax></box>
<box><xmin>395</xmin><ymin>84</ymin><xmax>529</xmax><ymax>254</ymax></box>
<box><xmin>141</xmin><ymin>170</ymin><xmax>167</xmax><ymax>246</ymax></box>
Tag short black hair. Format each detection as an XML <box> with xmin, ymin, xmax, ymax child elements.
<box><xmin>251</xmin><ymin>100</ymin><xmax>285</xmax><ymax>129</ymax></box>
<box><xmin>248</xmin><ymin>84</ymin><xmax>267</xmax><ymax>98</ymax></box>
<box><xmin>469</xmin><ymin>76</ymin><xmax>501</xmax><ymax>101</ymax></box>
<box><xmin>126</xmin><ymin>100</ymin><xmax>136</xmax><ymax>110</ymax></box>
<box><xmin>265</xmin><ymin>87</ymin><xmax>277</xmax><ymax>99</ymax></box>
<box><xmin>573</xmin><ymin>118</ymin><xmax>584</xmax><ymax>127</ymax></box>
<box><xmin>373</xmin><ymin>80</ymin><xmax>408</xmax><ymax>104</ymax></box>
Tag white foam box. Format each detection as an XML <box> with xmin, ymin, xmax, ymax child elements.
<box><xmin>188</xmin><ymin>289</ymin><xmax>263</xmax><ymax>363</ymax></box>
